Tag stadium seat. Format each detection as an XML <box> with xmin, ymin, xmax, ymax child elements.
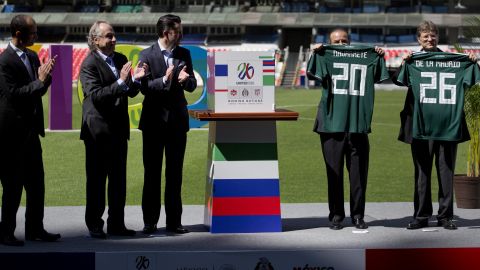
<box><xmin>115</xmin><ymin>34</ymin><xmax>138</xmax><ymax>43</ymax></box>
<box><xmin>325</xmin><ymin>6</ymin><xmax>346</xmax><ymax>12</ymax></box>
<box><xmin>3</xmin><ymin>4</ymin><xmax>33</xmax><ymax>12</ymax></box>
<box><xmin>112</xmin><ymin>5</ymin><xmax>142</xmax><ymax>13</ymax></box>
<box><xmin>72</xmin><ymin>48</ymin><xmax>89</xmax><ymax>81</ymax></box>
<box><xmin>281</xmin><ymin>2</ymin><xmax>291</xmax><ymax>12</ymax></box>
<box><xmin>314</xmin><ymin>34</ymin><xmax>326</xmax><ymax>43</ymax></box>
<box><xmin>385</xmin><ymin>35</ymin><xmax>398</xmax><ymax>43</ymax></box>
<box><xmin>360</xmin><ymin>34</ymin><xmax>381</xmax><ymax>43</ymax></box>
<box><xmin>172</xmin><ymin>5</ymin><xmax>189</xmax><ymax>12</ymax></box>
<box><xmin>182</xmin><ymin>34</ymin><xmax>207</xmax><ymax>45</ymax></box>
<box><xmin>75</xmin><ymin>5</ymin><xmax>100</xmax><ymax>12</ymax></box>
<box><xmin>350</xmin><ymin>33</ymin><xmax>360</xmax><ymax>42</ymax></box>
<box><xmin>351</xmin><ymin>7</ymin><xmax>362</xmax><ymax>13</ymax></box>
<box><xmin>207</xmin><ymin>35</ymin><xmax>242</xmax><ymax>45</ymax></box>
<box><xmin>2</xmin><ymin>4</ymin><xmax>15</xmax><ymax>13</ymax></box>
<box><xmin>42</xmin><ymin>5</ymin><xmax>72</xmax><ymax>12</ymax></box>
<box><xmin>363</xmin><ymin>4</ymin><xmax>381</xmax><ymax>13</ymax></box>
<box><xmin>420</xmin><ymin>5</ymin><xmax>433</xmax><ymax>13</ymax></box>
<box><xmin>398</xmin><ymin>34</ymin><xmax>417</xmax><ymax>43</ymax></box>
<box><xmin>150</xmin><ymin>5</ymin><xmax>170</xmax><ymax>12</ymax></box>
<box><xmin>433</xmin><ymin>5</ymin><xmax>448</xmax><ymax>13</ymax></box>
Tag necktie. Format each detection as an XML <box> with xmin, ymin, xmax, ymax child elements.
<box><xmin>20</xmin><ymin>52</ymin><xmax>35</xmax><ymax>81</ymax></box>
<box><xmin>163</xmin><ymin>50</ymin><xmax>172</xmax><ymax>66</ymax></box>
<box><xmin>106</xmin><ymin>57</ymin><xmax>119</xmax><ymax>78</ymax></box>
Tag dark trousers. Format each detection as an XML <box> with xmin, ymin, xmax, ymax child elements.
<box><xmin>84</xmin><ymin>136</ymin><xmax>127</xmax><ymax>231</ymax></box>
<box><xmin>320</xmin><ymin>132</ymin><xmax>369</xmax><ymax>222</ymax></box>
<box><xmin>0</xmin><ymin>133</ymin><xmax>45</xmax><ymax>236</ymax></box>
<box><xmin>142</xmin><ymin>129</ymin><xmax>187</xmax><ymax>227</ymax></box>
<box><xmin>411</xmin><ymin>139</ymin><xmax>457</xmax><ymax>221</ymax></box>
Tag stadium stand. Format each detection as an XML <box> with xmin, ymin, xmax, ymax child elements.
<box><xmin>182</xmin><ymin>33</ymin><xmax>207</xmax><ymax>45</ymax></box>
<box><xmin>73</xmin><ymin>4</ymin><xmax>100</xmax><ymax>13</ymax></box>
<box><xmin>0</xmin><ymin>0</ymin><xmax>479</xmax><ymax>88</ymax></box>
<box><xmin>112</xmin><ymin>4</ymin><xmax>143</xmax><ymax>13</ymax></box>
<box><xmin>41</xmin><ymin>5</ymin><xmax>72</xmax><ymax>12</ymax></box>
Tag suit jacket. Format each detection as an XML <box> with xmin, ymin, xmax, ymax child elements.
<box><xmin>393</xmin><ymin>48</ymin><xmax>470</xmax><ymax>143</ymax></box>
<box><xmin>79</xmin><ymin>50</ymin><xmax>140</xmax><ymax>141</ymax></box>
<box><xmin>138</xmin><ymin>43</ymin><xmax>197</xmax><ymax>133</ymax></box>
<box><xmin>0</xmin><ymin>44</ymin><xmax>49</xmax><ymax>147</ymax></box>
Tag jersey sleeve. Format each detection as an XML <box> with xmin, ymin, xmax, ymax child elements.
<box><xmin>463</xmin><ymin>62</ymin><xmax>480</xmax><ymax>89</ymax></box>
<box><xmin>374</xmin><ymin>54</ymin><xmax>391</xmax><ymax>83</ymax></box>
<box><xmin>306</xmin><ymin>51</ymin><xmax>326</xmax><ymax>82</ymax></box>
<box><xmin>393</xmin><ymin>61</ymin><xmax>410</xmax><ymax>87</ymax></box>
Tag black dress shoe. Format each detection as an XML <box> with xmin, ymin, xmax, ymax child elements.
<box><xmin>329</xmin><ymin>219</ymin><xmax>343</xmax><ymax>230</ymax></box>
<box><xmin>166</xmin><ymin>225</ymin><xmax>189</xmax><ymax>234</ymax></box>
<box><xmin>107</xmin><ymin>227</ymin><xmax>136</xmax><ymax>237</ymax></box>
<box><xmin>438</xmin><ymin>219</ymin><xmax>457</xmax><ymax>230</ymax></box>
<box><xmin>1</xmin><ymin>235</ymin><xmax>24</xmax><ymax>246</ymax></box>
<box><xmin>25</xmin><ymin>229</ymin><xmax>61</xmax><ymax>242</ymax></box>
<box><xmin>406</xmin><ymin>219</ymin><xmax>429</xmax><ymax>230</ymax></box>
<box><xmin>142</xmin><ymin>224</ymin><xmax>158</xmax><ymax>234</ymax></box>
<box><xmin>352</xmin><ymin>218</ymin><xmax>368</xmax><ymax>229</ymax></box>
<box><xmin>89</xmin><ymin>228</ymin><xmax>107</xmax><ymax>239</ymax></box>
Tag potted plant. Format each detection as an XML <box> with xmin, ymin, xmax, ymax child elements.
<box><xmin>454</xmin><ymin>16</ymin><xmax>480</xmax><ymax>208</ymax></box>
<box><xmin>454</xmin><ymin>83</ymin><xmax>480</xmax><ymax>208</ymax></box>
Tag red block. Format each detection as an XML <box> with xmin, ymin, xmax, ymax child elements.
<box><xmin>367</xmin><ymin>248</ymin><xmax>480</xmax><ymax>270</ymax></box>
<box><xmin>212</xmin><ymin>197</ymin><xmax>281</xmax><ymax>216</ymax></box>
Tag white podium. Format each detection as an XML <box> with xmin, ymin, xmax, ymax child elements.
<box><xmin>191</xmin><ymin>51</ymin><xmax>298</xmax><ymax>233</ymax></box>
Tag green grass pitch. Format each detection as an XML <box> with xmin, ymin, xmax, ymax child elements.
<box><xmin>0</xmin><ymin>87</ymin><xmax>468</xmax><ymax>205</ymax></box>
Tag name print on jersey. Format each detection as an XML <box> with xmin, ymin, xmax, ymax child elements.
<box><xmin>306</xmin><ymin>44</ymin><xmax>390</xmax><ymax>133</ymax></box>
<box><xmin>395</xmin><ymin>51</ymin><xmax>480</xmax><ymax>141</ymax></box>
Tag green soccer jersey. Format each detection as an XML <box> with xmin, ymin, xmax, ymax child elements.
<box><xmin>307</xmin><ymin>44</ymin><xmax>389</xmax><ymax>133</ymax></box>
<box><xmin>396</xmin><ymin>52</ymin><xmax>480</xmax><ymax>141</ymax></box>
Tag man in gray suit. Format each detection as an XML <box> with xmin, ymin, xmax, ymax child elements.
<box><xmin>79</xmin><ymin>20</ymin><xmax>148</xmax><ymax>239</ymax></box>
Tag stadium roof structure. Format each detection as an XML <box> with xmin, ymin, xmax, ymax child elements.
<box><xmin>0</xmin><ymin>12</ymin><xmax>478</xmax><ymax>28</ymax></box>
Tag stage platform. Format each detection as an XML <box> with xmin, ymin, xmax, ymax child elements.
<box><xmin>1</xmin><ymin>203</ymin><xmax>480</xmax><ymax>270</ymax></box>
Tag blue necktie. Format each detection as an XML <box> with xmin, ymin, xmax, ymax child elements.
<box><xmin>106</xmin><ymin>57</ymin><xmax>119</xmax><ymax>78</ymax></box>
<box><xmin>20</xmin><ymin>52</ymin><xmax>35</xmax><ymax>81</ymax></box>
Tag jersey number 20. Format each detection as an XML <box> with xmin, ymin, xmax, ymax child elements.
<box><xmin>332</xmin><ymin>63</ymin><xmax>367</xmax><ymax>96</ymax></box>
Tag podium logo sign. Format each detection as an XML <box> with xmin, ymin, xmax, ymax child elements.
<box><xmin>237</xmin><ymin>63</ymin><xmax>255</xmax><ymax>80</ymax></box>
<box><xmin>226</xmin><ymin>60</ymin><xmax>264</xmax><ymax>104</ymax></box>
<box><xmin>229</xmin><ymin>61</ymin><xmax>262</xmax><ymax>86</ymax></box>
<box><xmin>228</xmin><ymin>87</ymin><xmax>263</xmax><ymax>104</ymax></box>
<box><xmin>210</xmin><ymin>51</ymin><xmax>275</xmax><ymax>112</ymax></box>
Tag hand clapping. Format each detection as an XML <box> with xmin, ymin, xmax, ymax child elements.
<box><xmin>178</xmin><ymin>66</ymin><xmax>189</xmax><ymax>84</ymax></box>
<box><xmin>133</xmin><ymin>61</ymin><xmax>149</xmax><ymax>80</ymax></box>
<box><xmin>38</xmin><ymin>55</ymin><xmax>57</xmax><ymax>82</ymax></box>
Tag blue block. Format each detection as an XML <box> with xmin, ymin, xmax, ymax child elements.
<box><xmin>213</xmin><ymin>179</ymin><xmax>280</xmax><ymax>197</ymax></box>
<box><xmin>215</xmin><ymin>64</ymin><xmax>228</xmax><ymax>76</ymax></box>
<box><xmin>210</xmin><ymin>215</ymin><xmax>282</xmax><ymax>233</ymax></box>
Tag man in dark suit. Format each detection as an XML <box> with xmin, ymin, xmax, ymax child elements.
<box><xmin>0</xmin><ymin>14</ymin><xmax>61</xmax><ymax>246</ymax></box>
<box><xmin>138</xmin><ymin>14</ymin><xmax>196</xmax><ymax>234</ymax></box>
<box><xmin>80</xmin><ymin>20</ymin><xmax>148</xmax><ymax>239</ymax></box>
<box><xmin>310</xmin><ymin>30</ymin><xmax>386</xmax><ymax>230</ymax></box>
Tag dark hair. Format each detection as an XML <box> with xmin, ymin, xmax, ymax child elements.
<box><xmin>156</xmin><ymin>14</ymin><xmax>181</xmax><ymax>38</ymax></box>
<box><xmin>10</xmin><ymin>14</ymin><xmax>34</xmax><ymax>37</ymax></box>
